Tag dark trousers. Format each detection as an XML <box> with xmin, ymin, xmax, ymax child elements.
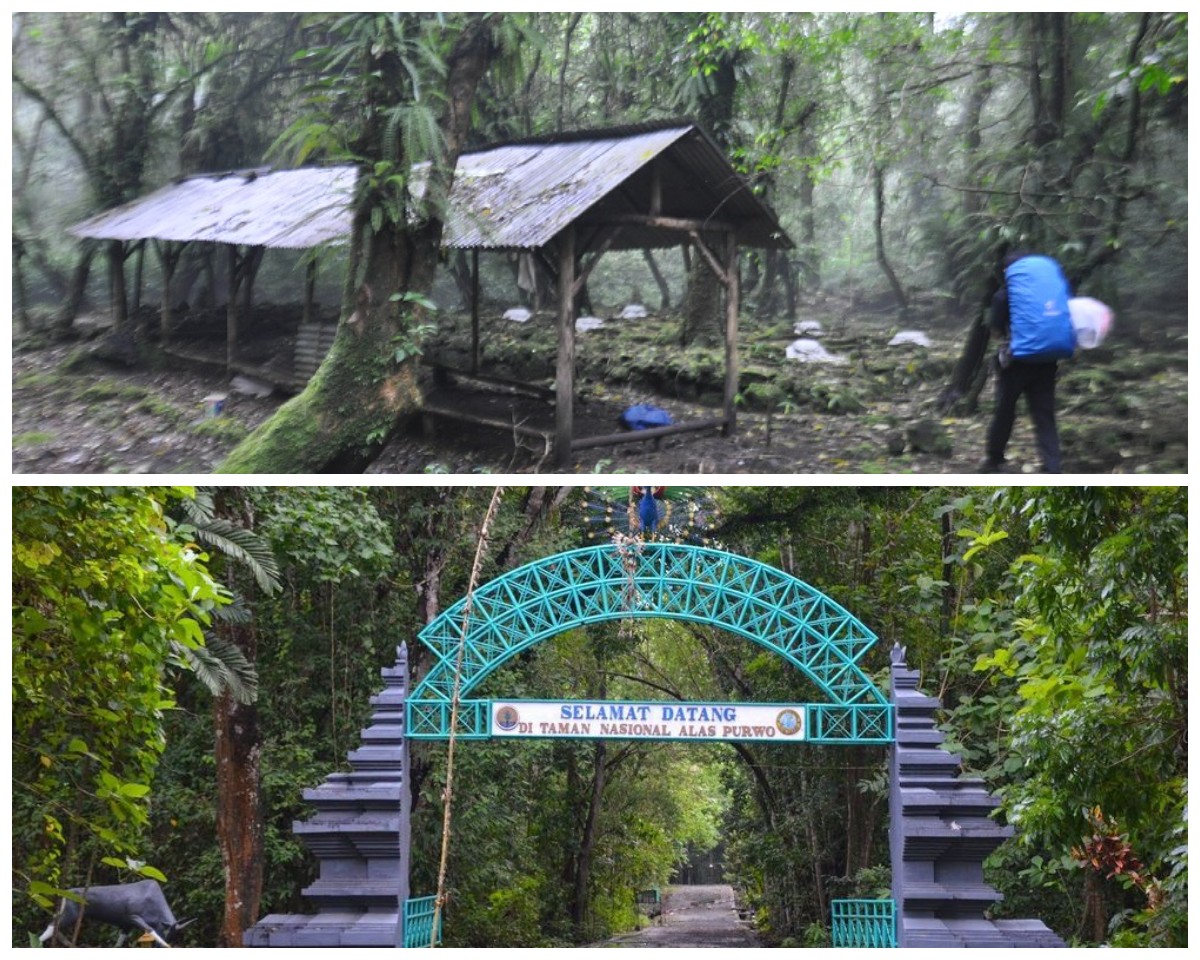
<box><xmin>986</xmin><ymin>359</ymin><xmax>1062</xmax><ymax>472</ymax></box>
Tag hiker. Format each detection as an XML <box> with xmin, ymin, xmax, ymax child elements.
<box><xmin>981</xmin><ymin>251</ymin><xmax>1076</xmax><ymax>473</ymax></box>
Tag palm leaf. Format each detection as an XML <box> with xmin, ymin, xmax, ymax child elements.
<box><xmin>190</xmin><ymin>518</ymin><xmax>281</xmax><ymax>595</ymax></box>
<box><xmin>175</xmin><ymin>634</ymin><xmax>258</xmax><ymax>705</ymax></box>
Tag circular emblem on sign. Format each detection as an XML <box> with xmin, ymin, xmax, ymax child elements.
<box><xmin>775</xmin><ymin>708</ymin><xmax>802</xmax><ymax>736</ymax></box>
<box><xmin>496</xmin><ymin>705</ymin><xmax>520</xmax><ymax>731</ymax></box>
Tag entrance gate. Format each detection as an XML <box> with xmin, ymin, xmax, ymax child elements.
<box><xmin>246</xmin><ymin>542</ymin><xmax>1064</xmax><ymax>949</ymax></box>
<box><xmin>408</xmin><ymin>542</ymin><xmax>891</xmax><ymax>744</ymax></box>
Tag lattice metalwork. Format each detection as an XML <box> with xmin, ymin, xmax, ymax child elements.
<box><xmin>402</xmin><ymin>896</ymin><xmax>441</xmax><ymax>948</ymax></box>
<box><xmin>408</xmin><ymin>543</ymin><xmax>891</xmax><ymax>743</ymax></box>
<box><xmin>831</xmin><ymin>899</ymin><xmax>897</xmax><ymax>948</ymax></box>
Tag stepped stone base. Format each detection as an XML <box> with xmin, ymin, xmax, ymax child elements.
<box><xmin>245</xmin><ymin>646</ymin><xmax>413</xmax><ymax>948</ymax></box>
<box><xmin>889</xmin><ymin>644</ymin><xmax>1065</xmax><ymax>948</ymax></box>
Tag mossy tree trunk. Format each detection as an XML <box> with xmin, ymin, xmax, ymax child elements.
<box><xmin>220</xmin><ymin>15</ymin><xmax>500</xmax><ymax>473</ymax></box>
<box><xmin>678</xmin><ymin>14</ymin><xmax>738</xmax><ymax>346</ymax></box>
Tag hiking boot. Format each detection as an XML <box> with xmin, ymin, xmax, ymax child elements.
<box><xmin>976</xmin><ymin>457</ymin><xmax>1007</xmax><ymax>474</ymax></box>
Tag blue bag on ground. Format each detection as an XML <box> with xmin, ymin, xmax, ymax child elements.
<box><xmin>621</xmin><ymin>404</ymin><xmax>673</xmax><ymax>430</ymax></box>
<box><xmin>1005</xmin><ymin>255</ymin><xmax>1077</xmax><ymax>360</ymax></box>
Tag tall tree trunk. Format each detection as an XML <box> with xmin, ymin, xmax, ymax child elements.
<box><xmin>108</xmin><ymin>240</ymin><xmax>130</xmax><ymax>332</ymax></box>
<box><xmin>938</xmin><ymin>59</ymin><xmax>998</xmax><ymax>409</ymax></box>
<box><xmin>678</xmin><ymin>263</ymin><xmax>723</xmax><ymax>345</ymax></box>
<box><xmin>556</xmin><ymin>13</ymin><xmax>584</xmax><ymax>133</ymax></box>
<box><xmin>55</xmin><ymin>243</ymin><xmax>98</xmax><ymax>334</ymax></box>
<box><xmin>13</xmin><ymin>239</ymin><xmax>31</xmax><ymax>333</ymax></box>
<box><xmin>937</xmin><ymin>287</ymin><xmax>997</xmax><ymax>414</ymax></box>
<box><xmin>214</xmin><ymin>685</ymin><xmax>262</xmax><ymax>947</ymax></box>
<box><xmin>801</xmin><ymin>769</ymin><xmax>827</xmax><ymax>924</ymax></box>
<box><xmin>753</xmin><ymin>54</ymin><xmax>801</xmax><ymax>318</ymax></box>
<box><xmin>642</xmin><ymin>249</ymin><xmax>671</xmax><ymax>310</ymax></box>
<box><xmin>213</xmin><ymin>491</ymin><xmax>263</xmax><ymax>948</ymax></box>
<box><xmin>678</xmin><ymin>19</ymin><xmax>737</xmax><ymax>345</ymax></box>
<box><xmin>796</xmin><ymin>156</ymin><xmax>819</xmax><ymax>291</ymax></box>
<box><xmin>220</xmin><ymin>16</ymin><xmax>500</xmax><ymax>473</ymax></box>
<box><xmin>940</xmin><ymin>509</ymin><xmax>955</xmax><ymax>636</ymax></box>
<box><xmin>871</xmin><ymin>163</ymin><xmax>908</xmax><ymax>317</ymax></box>
<box><xmin>571</xmin><ymin>740</ymin><xmax>607</xmax><ymax>939</ymax></box>
<box><xmin>1080</xmin><ymin>868</ymin><xmax>1107</xmax><ymax>943</ymax></box>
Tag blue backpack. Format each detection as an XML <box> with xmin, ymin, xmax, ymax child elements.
<box><xmin>1005</xmin><ymin>256</ymin><xmax>1076</xmax><ymax>360</ymax></box>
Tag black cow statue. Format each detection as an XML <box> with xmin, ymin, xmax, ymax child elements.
<box><xmin>39</xmin><ymin>879</ymin><xmax>193</xmax><ymax>947</ymax></box>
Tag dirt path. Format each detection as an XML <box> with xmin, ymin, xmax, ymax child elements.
<box><xmin>600</xmin><ymin>885</ymin><xmax>759</xmax><ymax>949</ymax></box>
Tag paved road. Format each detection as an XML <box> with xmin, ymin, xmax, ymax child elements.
<box><xmin>602</xmin><ymin>885</ymin><xmax>759</xmax><ymax>948</ymax></box>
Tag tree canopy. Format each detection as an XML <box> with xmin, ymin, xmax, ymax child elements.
<box><xmin>10</xmin><ymin>485</ymin><xmax>1187</xmax><ymax>947</ymax></box>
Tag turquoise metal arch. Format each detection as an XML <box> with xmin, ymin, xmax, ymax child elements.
<box><xmin>407</xmin><ymin>542</ymin><xmax>892</xmax><ymax>743</ymax></box>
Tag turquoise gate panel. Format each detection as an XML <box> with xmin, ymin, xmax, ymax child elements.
<box><xmin>831</xmin><ymin>899</ymin><xmax>897</xmax><ymax>948</ymax></box>
<box><xmin>406</xmin><ymin>543</ymin><xmax>892</xmax><ymax>744</ymax></box>
<box><xmin>402</xmin><ymin>896</ymin><xmax>442</xmax><ymax>948</ymax></box>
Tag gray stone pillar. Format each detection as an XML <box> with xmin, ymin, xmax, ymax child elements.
<box><xmin>888</xmin><ymin>643</ymin><xmax>1064</xmax><ymax>947</ymax></box>
<box><xmin>246</xmin><ymin>644</ymin><xmax>413</xmax><ymax>947</ymax></box>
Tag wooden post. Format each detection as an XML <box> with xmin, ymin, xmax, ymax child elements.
<box><xmin>555</xmin><ymin>226</ymin><xmax>576</xmax><ymax>467</ymax></box>
<box><xmin>303</xmin><ymin>256</ymin><xmax>317</xmax><ymax>326</ymax></box>
<box><xmin>723</xmin><ymin>230</ymin><xmax>740</xmax><ymax>435</ymax></box>
<box><xmin>227</xmin><ymin>245</ymin><xmax>240</xmax><ymax>372</ymax></box>
<box><xmin>470</xmin><ymin>248</ymin><xmax>480</xmax><ymax>374</ymax></box>
<box><xmin>242</xmin><ymin>246</ymin><xmax>263</xmax><ymax>321</ymax></box>
<box><xmin>131</xmin><ymin>240</ymin><xmax>145</xmax><ymax>316</ymax></box>
<box><xmin>157</xmin><ymin>241</ymin><xmax>180</xmax><ymax>345</ymax></box>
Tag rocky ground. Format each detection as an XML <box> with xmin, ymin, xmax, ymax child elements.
<box><xmin>12</xmin><ymin>298</ymin><xmax>1187</xmax><ymax>475</ymax></box>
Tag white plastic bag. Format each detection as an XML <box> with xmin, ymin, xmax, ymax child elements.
<box><xmin>1068</xmin><ymin>297</ymin><xmax>1113</xmax><ymax>349</ymax></box>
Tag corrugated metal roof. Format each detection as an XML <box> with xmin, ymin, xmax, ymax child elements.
<box><xmin>70</xmin><ymin>123</ymin><xmax>791</xmax><ymax>252</ymax></box>
<box><xmin>441</xmin><ymin>125</ymin><xmax>693</xmax><ymax>249</ymax></box>
<box><xmin>69</xmin><ymin>166</ymin><xmax>357</xmax><ymax>248</ymax></box>
<box><xmin>441</xmin><ymin>123</ymin><xmax>789</xmax><ymax>250</ymax></box>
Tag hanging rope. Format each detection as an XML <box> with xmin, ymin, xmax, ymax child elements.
<box><xmin>430</xmin><ymin>486</ymin><xmax>504</xmax><ymax>947</ymax></box>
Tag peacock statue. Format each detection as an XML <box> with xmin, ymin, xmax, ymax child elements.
<box><xmin>584</xmin><ymin>486</ymin><xmax>720</xmax><ymax>545</ymax></box>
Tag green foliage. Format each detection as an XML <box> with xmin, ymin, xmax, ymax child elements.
<box><xmin>454</xmin><ymin>875</ymin><xmax>549</xmax><ymax>947</ymax></box>
<box><xmin>12</xmin><ymin>486</ymin><xmax>224</xmax><ymax>915</ymax></box>
<box><xmin>950</xmin><ymin>487</ymin><xmax>1187</xmax><ymax>945</ymax></box>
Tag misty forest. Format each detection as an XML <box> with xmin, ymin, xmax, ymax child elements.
<box><xmin>11</xmin><ymin>12</ymin><xmax>1187</xmax><ymax>474</ymax></box>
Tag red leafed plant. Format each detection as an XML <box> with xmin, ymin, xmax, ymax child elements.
<box><xmin>1071</xmin><ymin>806</ymin><xmax>1163</xmax><ymax>910</ymax></box>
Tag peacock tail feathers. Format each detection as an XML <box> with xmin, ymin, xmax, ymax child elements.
<box><xmin>583</xmin><ymin>486</ymin><xmax>721</xmax><ymax>545</ymax></box>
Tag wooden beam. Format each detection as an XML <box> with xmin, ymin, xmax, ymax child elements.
<box><xmin>555</xmin><ymin>225</ymin><xmax>576</xmax><ymax>467</ymax></box>
<box><xmin>689</xmin><ymin>229</ymin><xmax>729</xmax><ymax>285</ymax></box>
<box><xmin>470</xmin><ymin>248</ymin><xmax>480</xmax><ymax>374</ymax></box>
<box><xmin>422</xmin><ymin>360</ymin><xmax>555</xmax><ymax>401</ymax></box>
<box><xmin>421</xmin><ymin>405</ymin><xmax>552</xmax><ymax>441</ymax></box>
<box><xmin>723</xmin><ymin>230</ymin><xmax>740</xmax><ymax>436</ymax></box>
<box><xmin>570</xmin><ymin>417</ymin><xmax>727</xmax><ymax>451</ymax></box>
<box><xmin>598</xmin><ymin>212</ymin><xmax>734</xmax><ymax>233</ymax></box>
<box><xmin>572</xmin><ymin>226</ymin><xmax>623</xmax><ymax>298</ymax></box>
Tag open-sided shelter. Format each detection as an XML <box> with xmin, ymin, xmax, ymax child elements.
<box><xmin>70</xmin><ymin>120</ymin><xmax>793</xmax><ymax>465</ymax></box>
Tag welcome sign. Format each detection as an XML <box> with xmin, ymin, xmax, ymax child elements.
<box><xmin>490</xmin><ymin>700</ymin><xmax>806</xmax><ymax>742</ymax></box>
